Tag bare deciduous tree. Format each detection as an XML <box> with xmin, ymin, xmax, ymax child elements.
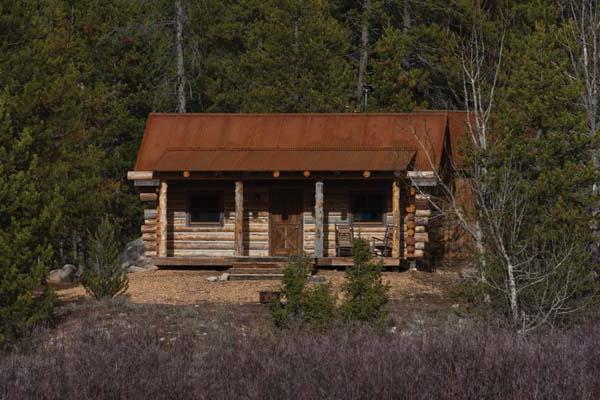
<box><xmin>411</xmin><ymin>19</ymin><xmax>592</xmax><ymax>330</ymax></box>
<box><xmin>175</xmin><ymin>0</ymin><xmax>186</xmax><ymax>113</ymax></box>
<box><xmin>564</xmin><ymin>0</ymin><xmax>600</xmax><ymax>274</ymax></box>
<box><xmin>356</xmin><ymin>0</ymin><xmax>371</xmax><ymax>105</ymax></box>
<box><xmin>566</xmin><ymin>0</ymin><xmax>599</xmax><ymax>144</ymax></box>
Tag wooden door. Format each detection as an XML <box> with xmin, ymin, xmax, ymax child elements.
<box><xmin>270</xmin><ymin>190</ymin><xmax>303</xmax><ymax>256</ymax></box>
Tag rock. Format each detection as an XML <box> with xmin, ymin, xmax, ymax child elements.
<box><xmin>308</xmin><ymin>275</ymin><xmax>327</xmax><ymax>284</ymax></box>
<box><xmin>128</xmin><ymin>265</ymin><xmax>158</xmax><ymax>273</ymax></box>
<box><xmin>219</xmin><ymin>273</ymin><xmax>229</xmax><ymax>281</ymax></box>
<box><xmin>118</xmin><ymin>237</ymin><xmax>156</xmax><ymax>271</ymax></box>
<box><xmin>207</xmin><ymin>276</ymin><xmax>219</xmax><ymax>282</ymax></box>
<box><xmin>48</xmin><ymin>264</ymin><xmax>77</xmax><ymax>284</ymax></box>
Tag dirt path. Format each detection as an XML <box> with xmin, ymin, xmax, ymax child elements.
<box><xmin>55</xmin><ymin>268</ymin><xmax>459</xmax><ymax>306</ymax></box>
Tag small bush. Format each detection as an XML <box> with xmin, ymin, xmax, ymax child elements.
<box><xmin>81</xmin><ymin>217</ymin><xmax>128</xmax><ymax>299</ymax></box>
<box><xmin>339</xmin><ymin>238</ymin><xmax>390</xmax><ymax>324</ymax></box>
<box><xmin>271</xmin><ymin>256</ymin><xmax>336</xmax><ymax>329</ymax></box>
<box><xmin>301</xmin><ymin>282</ymin><xmax>336</xmax><ymax>330</ymax></box>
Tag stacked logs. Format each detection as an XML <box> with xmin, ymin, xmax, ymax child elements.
<box><xmin>140</xmin><ymin>189</ymin><xmax>158</xmax><ymax>256</ymax></box>
<box><xmin>404</xmin><ymin>188</ymin><xmax>416</xmax><ymax>258</ymax></box>
<box><xmin>413</xmin><ymin>193</ymin><xmax>432</xmax><ymax>266</ymax></box>
<box><xmin>404</xmin><ymin>188</ymin><xmax>432</xmax><ymax>266</ymax></box>
<box><xmin>128</xmin><ymin>172</ymin><xmax>160</xmax><ymax>257</ymax></box>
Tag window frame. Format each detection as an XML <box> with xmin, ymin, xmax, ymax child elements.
<box><xmin>186</xmin><ymin>190</ymin><xmax>225</xmax><ymax>226</ymax></box>
<box><xmin>349</xmin><ymin>190</ymin><xmax>387</xmax><ymax>225</ymax></box>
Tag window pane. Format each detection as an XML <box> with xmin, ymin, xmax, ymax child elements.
<box><xmin>351</xmin><ymin>192</ymin><xmax>384</xmax><ymax>223</ymax></box>
<box><xmin>189</xmin><ymin>193</ymin><xmax>222</xmax><ymax>223</ymax></box>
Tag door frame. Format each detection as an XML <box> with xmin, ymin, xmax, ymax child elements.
<box><xmin>268</xmin><ymin>188</ymin><xmax>304</xmax><ymax>256</ymax></box>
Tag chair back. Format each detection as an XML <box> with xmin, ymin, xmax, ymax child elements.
<box><xmin>335</xmin><ymin>223</ymin><xmax>354</xmax><ymax>246</ymax></box>
<box><xmin>383</xmin><ymin>224</ymin><xmax>393</xmax><ymax>246</ymax></box>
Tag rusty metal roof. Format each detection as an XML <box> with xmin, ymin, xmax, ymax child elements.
<box><xmin>134</xmin><ymin>112</ymin><xmax>469</xmax><ymax>172</ymax></box>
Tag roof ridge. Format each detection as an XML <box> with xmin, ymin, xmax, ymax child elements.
<box><xmin>147</xmin><ymin>111</ymin><xmax>462</xmax><ymax>117</ymax></box>
<box><xmin>165</xmin><ymin>147</ymin><xmax>419</xmax><ymax>151</ymax></box>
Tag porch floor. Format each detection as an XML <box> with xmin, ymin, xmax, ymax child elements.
<box><xmin>152</xmin><ymin>256</ymin><xmax>403</xmax><ymax>268</ymax></box>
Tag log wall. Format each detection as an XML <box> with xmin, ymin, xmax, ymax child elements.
<box><xmin>302</xmin><ymin>182</ymin><xmax>395</xmax><ymax>257</ymax></box>
<box><xmin>140</xmin><ymin>180</ymin><xmax>410</xmax><ymax>259</ymax></box>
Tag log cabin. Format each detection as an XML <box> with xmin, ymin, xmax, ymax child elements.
<box><xmin>127</xmin><ymin>112</ymin><xmax>469</xmax><ymax>272</ymax></box>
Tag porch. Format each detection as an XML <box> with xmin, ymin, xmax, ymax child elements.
<box><xmin>146</xmin><ymin>176</ymin><xmax>409</xmax><ymax>264</ymax></box>
<box><xmin>152</xmin><ymin>255</ymin><xmax>403</xmax><ymax>268</ymax></box>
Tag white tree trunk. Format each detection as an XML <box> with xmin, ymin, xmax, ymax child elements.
<box><xmin>506</xmin><ymin>260</ymin><xmax>519</xmax><ymax>322</ymax></box>
<box><xmin>473</xmin><ymin>219</ymin><xmax>487</xmax><ymax>281</ymax></box>
<box><xmin>175</xmin><ymin>0</ymin><xmax>186</xmax><ymax>113</ymax></box>
<box><xmin>403</xmin><ymin>0</ymin><xmax>411</xmax><ymax>35</ymax></box>
<box><xmin>356</xmin><ymin>0</ymin><xmax>371</xmax><ymax>103</ymax></box>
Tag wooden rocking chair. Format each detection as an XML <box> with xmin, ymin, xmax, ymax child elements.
<box><xmin>335</xmin><ymin>223</ymin><xmax>354</xmax><ymax>257</ymax></box>
<box><xmin>372</xmin><ymin>225</ymin><xmax>393</xmax><ymax>257</ymax></box>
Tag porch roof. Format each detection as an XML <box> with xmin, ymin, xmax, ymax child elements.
<box><xmin>134</xmin><ymin>112</ymin><xmax>469</xmax><ymax>172</ymax></box>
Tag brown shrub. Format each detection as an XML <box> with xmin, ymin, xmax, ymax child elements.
<box><xmin>1</xmin><ymin>321</ymin><xmax>599</xmax><ymax>399</ymax></box>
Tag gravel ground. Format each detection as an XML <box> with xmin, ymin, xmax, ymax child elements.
<box><xmin>55</xmin><ymin>268</ymin><xmax>458</xmax><ymax>305</ymax></box>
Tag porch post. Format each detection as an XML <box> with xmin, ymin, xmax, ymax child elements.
<box><xmin>235</xmin><ymin>180</ymin><xmax>244</xmax><ymax>256</ymax></box>
<box><xmin>392</xmin><ymin>179</ymin><xmax>401</xmax><ymax>258</ymax></box>
<box><xmin>158</xmin><ymin>180</ymin><xmax>168</xmax><ymax>257</ymax></box>
<box><xmin>314</xmin><ymin>181</ymin><xmax>324</xmax><ymax>258</ymax></box>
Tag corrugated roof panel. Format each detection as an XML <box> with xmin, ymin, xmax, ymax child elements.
<box><xmin>153</xmin><ymin>149</ymin><xmax>416</xmax><ymax>171</ymax></box>
<box><xmin>133</xmin><ymin>112</ymin><xmax>468</xmax><ymax>172</ymax></box>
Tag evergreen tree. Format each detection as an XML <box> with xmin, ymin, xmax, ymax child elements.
<box><xmin>0</xmin><ymin>96</ymin><xmax>57</xmax><ymax>346</ymax></box>
<box><xmin>237</xmin><ymin>0</ymin><xmax>353</xmax><ymax>112</ymax></box>
<box><xmin>82</xmin><ymin>217</ymin><xmax>129</xmax><ymax>299</ymax></box>
<box><xmin>340</xmin><ymin>239</ymin><xmax>389</xmax><ymax>324</ymax></box>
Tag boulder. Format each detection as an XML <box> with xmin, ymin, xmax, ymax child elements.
<box><xmin>308</xmin><ymin>275</ymin><xmax>327</xmax><ymax>284</ymax></box>
<box><xmin>48</xmin><ymin>264</ymin><xmax>77</xmax><ymax>284</ymax></box>
<box><xmin>118</xmin><ymin>237</ymin><xmax>155</xmax><ymax>271</ymax></box>
<box><xmin>127</xmin><ymin>265</ymin><xmax>156</xmax><ymax>274</ymax></box>
<box><xmin>219</xmin><ymin>273</ymin><xmax>229</xmax><ymax>282</ymax></box>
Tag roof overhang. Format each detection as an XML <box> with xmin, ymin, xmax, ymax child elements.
<box><xmin>133</xmin><ymin>112</ymin><xmax>469</xmax><ymax>173</ymax></box>
<box><xmin>152</xmin><ymin>149</ymin><xmax>416</xmax><ymax>172</ymax></box>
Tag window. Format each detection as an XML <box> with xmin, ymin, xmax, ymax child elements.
<box><xmin>350</xmin><ymin>192</ymin><xmax>385</xmax><ymax>223</ymax></box>
<box><xmin>188</xmin><ymin>192</ymin><xmax>223</xmax><ymax>224</ymax></box>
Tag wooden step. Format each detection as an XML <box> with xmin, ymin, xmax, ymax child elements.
<box><xmin>231</xmin><ymin>262</ymin><xmax>285</xmax><ymax>269</ymax></box>
<box><xmin>228</xmin><ymin>267</ymin><xmax>284</xmax><ymax>275</ymax></box>
<box><xmin>228</xmin><ymin>273</ymin><xmax>284</xmax><ymax>281</ymax></box>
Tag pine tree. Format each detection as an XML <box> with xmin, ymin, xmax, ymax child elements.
<box><xmin>237</xmin><ymin>0</ymin><xmax>353</xmax><ymax>112</ymax></box>
<box><xmin>82</xmin><ymin>217</ymin><xmax>129</xmax><ymax>299</ymax></box>
<box><xmin>0</xmin><ymin>95</ymin><xmax>56</xmax><ymax>346</ymax></box>
<box><xmin>339</xmin><ymin>239</ymin><xmax>389</xmax><ymax>324</ymax></box>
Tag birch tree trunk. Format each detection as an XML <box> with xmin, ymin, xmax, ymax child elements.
<box><xmin>175</xmin><ymin>0</ymin><xmax>186</xmax><ymax>113</ymax></box>
<box><xmin>566</xmin><ymin>0</ymin><xmax>600</xmax><ymax>263</ymax></box>
<box><xmin>356</xmin><ymin>0</ymin><xmax>371</xmax><ymax>104</ymax></box>
<box><xmin>567</xmin><ymin>0</ymin><xmax>598</xmax><ymax>174</ymax></box>
<box><xmin>473</xmin><ymin>220</ymin><xmax>487</xmax><ymax>280</ymax></box>
<box><xmin>403</xmin><ymin>0</ymin><xmax>411</xmax><ymax>35</ymax></box>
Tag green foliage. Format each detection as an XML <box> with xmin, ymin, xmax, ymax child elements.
<box><xmin>0</xmin><ymin>0</ymin><xmax>599</xmax><ymax>331</ymax></box>
<box><xmin>82</xmin><ymin>217</ymin><xmax>129</xmax><ymax>299</ymax></box>
<box><xmin>271</xmin><ymin>256</ymin><xmax>336</xmax><ymax>330</ymax></box>
<box><xmin>0</xmin><ymin>96</ymin><xmax>56</xmax><ymax>347</ymax></box>
<box><xmin>339</xmin><ymin>239</ymin><xmax>390</xmax><ymax>324</ymax></box>
<box><xmin>237</xmin><ymin>0</ymin><xmax>353</xmax><ymax>112</ymax></box>
<box><xmin>300</xmin><ymin>282</ymin><xmax>337</xmax><ymax>330</ymax></box>
<box><xmin>371</xmin><ymin>24</ymin><xmax>461</xmax><ymax>111</ymax></box>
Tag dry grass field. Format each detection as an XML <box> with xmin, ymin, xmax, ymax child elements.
<box><xmin>2</xmin><ymin>267</ymin><xmax>599</xmax><ymax>399</ymax></box>
<box><xmin>54</xmin><ymin>268</ymin><xmax>456</xmax><ymax>305</ymax></box>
